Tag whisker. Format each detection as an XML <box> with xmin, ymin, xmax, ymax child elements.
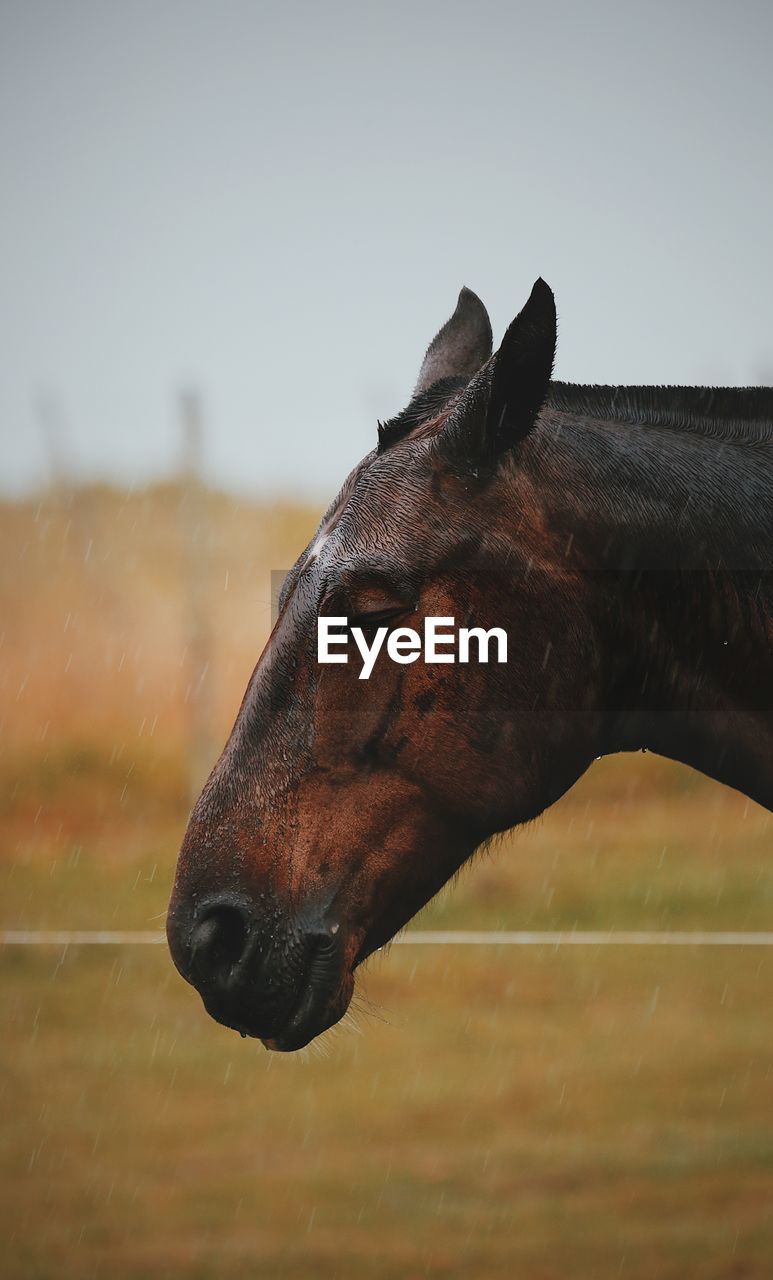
<box><xmin>350</xmin><ymin>991</ymin><xmax>394</xmax><ymax>1028</ymax></box>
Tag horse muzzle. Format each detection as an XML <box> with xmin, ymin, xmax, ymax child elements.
<box><xmin>166</xmin><ymin>892</ymin><xmax>354</xmax><ymax>1051</ymax></box>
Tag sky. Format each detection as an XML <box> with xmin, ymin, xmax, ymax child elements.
<box><xmin>1</xmin><ymin>0</ymin><xmax>771</xmax><ymax>499</ymax></box>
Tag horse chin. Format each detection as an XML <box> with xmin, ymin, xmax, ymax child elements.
<box><xmin>246</xmin><ymin>968</ymin><xmax>352</xmax><ymax>1053</ymax></box>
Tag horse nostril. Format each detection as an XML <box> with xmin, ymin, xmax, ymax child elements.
<box><xmin>190</xmin><ymin>903</ymin><xmax>250</xmax><ymax>987</ymax></box>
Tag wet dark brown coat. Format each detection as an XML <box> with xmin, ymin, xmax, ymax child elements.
<box><xmin>167</xmin><ymin>281</ymin><xmax>773</xmax><ymax>1050</ymax></box>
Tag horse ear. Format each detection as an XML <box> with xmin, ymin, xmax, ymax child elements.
<box><xmin>414</xmin><ymin>287</ymin><xmax>493</xmax><ymax>395</ymax></box>
<box><xmin>488</xmin><ymin>278</ymin><xmax>556</xmax><ymax>451</ymax></box>
<box><xmin>441</xmin><ymin>278</ymin><xmax>556</xmax><ymax>465</ymax></box>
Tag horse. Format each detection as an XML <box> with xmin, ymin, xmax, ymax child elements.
<box><xmin>167</xmin><ymin>279</ymin><xmax>773</xmax><ymax>1051</ymax></box>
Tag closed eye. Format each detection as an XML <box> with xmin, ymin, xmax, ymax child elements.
<box><xmin>348</xmin><ymin>605</ymin><xmax>412</xmax><ymax>629</ymax></box>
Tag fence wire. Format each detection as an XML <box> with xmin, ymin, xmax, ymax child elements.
<box><xmin>3</xmin><ymin>930</ymin><xmax>773</xmax><ymax>947</ymax></box>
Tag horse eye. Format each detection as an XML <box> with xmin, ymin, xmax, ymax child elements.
<box><xmin>348</xmin><ymin>605</ymin><xmax>410</xmax><ymax>628</ymax></box>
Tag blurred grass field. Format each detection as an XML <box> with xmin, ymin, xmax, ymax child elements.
<box><xmin>1</xmin><ymin>486</ymin><xmax>772</xmax><ymax>1278</ymax></box>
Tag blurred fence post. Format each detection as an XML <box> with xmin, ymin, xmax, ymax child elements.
<box><xmin>180</xmin><ymin>390</ymin><xmax>214</xmax><ymax>805</ymax></box>
<box><xmin>34</xmin><ymin>387</ymin><xmax>102</xmax><ymax>576</ymax></box>
<box><xmin>34</xmin><ymin>388</ymin><xmax>70</xmax><ymax>499</ymax></box>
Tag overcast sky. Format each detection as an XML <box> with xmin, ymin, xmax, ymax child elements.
<box><xmin>1</xmin><ymin>0</ymin><xmax>771</xmax><ymax>499</ymax></box>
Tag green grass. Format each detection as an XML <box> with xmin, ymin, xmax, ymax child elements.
<box><xmin>3</xmin><ymin>752</ymin><xmax>771</xmax><ymax>935</ymax></box>
<box><xmin>2</xmin><ymin>754</ymin><xmax>773</xmax><ymax>1277</ymax></box>
<box><xmin>3</xmin><ymin>942</ymin><xmax>773</xmax><ymax>1278</ymax></box>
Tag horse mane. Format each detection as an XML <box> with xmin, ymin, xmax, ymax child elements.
<box><xmin>547</xmin><ymin>383</ymin><xmax>773</xmax><ymax>443</ymax></box>
<box><xmin>377</xmin><ymin>377</ymin><xmax>466</xmax><ymax>452</ymax></box>
<box><xmin>379</xmin><ymin>379</ymin><xmax>773</xmax><ymax>454</ymax></box>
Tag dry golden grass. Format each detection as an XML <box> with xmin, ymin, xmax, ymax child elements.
<box><xmin>0</xmin><ymin>483</ymin><xmax>318</xmax><ymax>762</ymax></box>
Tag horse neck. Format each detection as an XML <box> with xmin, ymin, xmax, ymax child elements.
<box><xmin>520</xmin><ymin>401</ymin><xmax>773</xmax><ymax>808</ymax></box>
